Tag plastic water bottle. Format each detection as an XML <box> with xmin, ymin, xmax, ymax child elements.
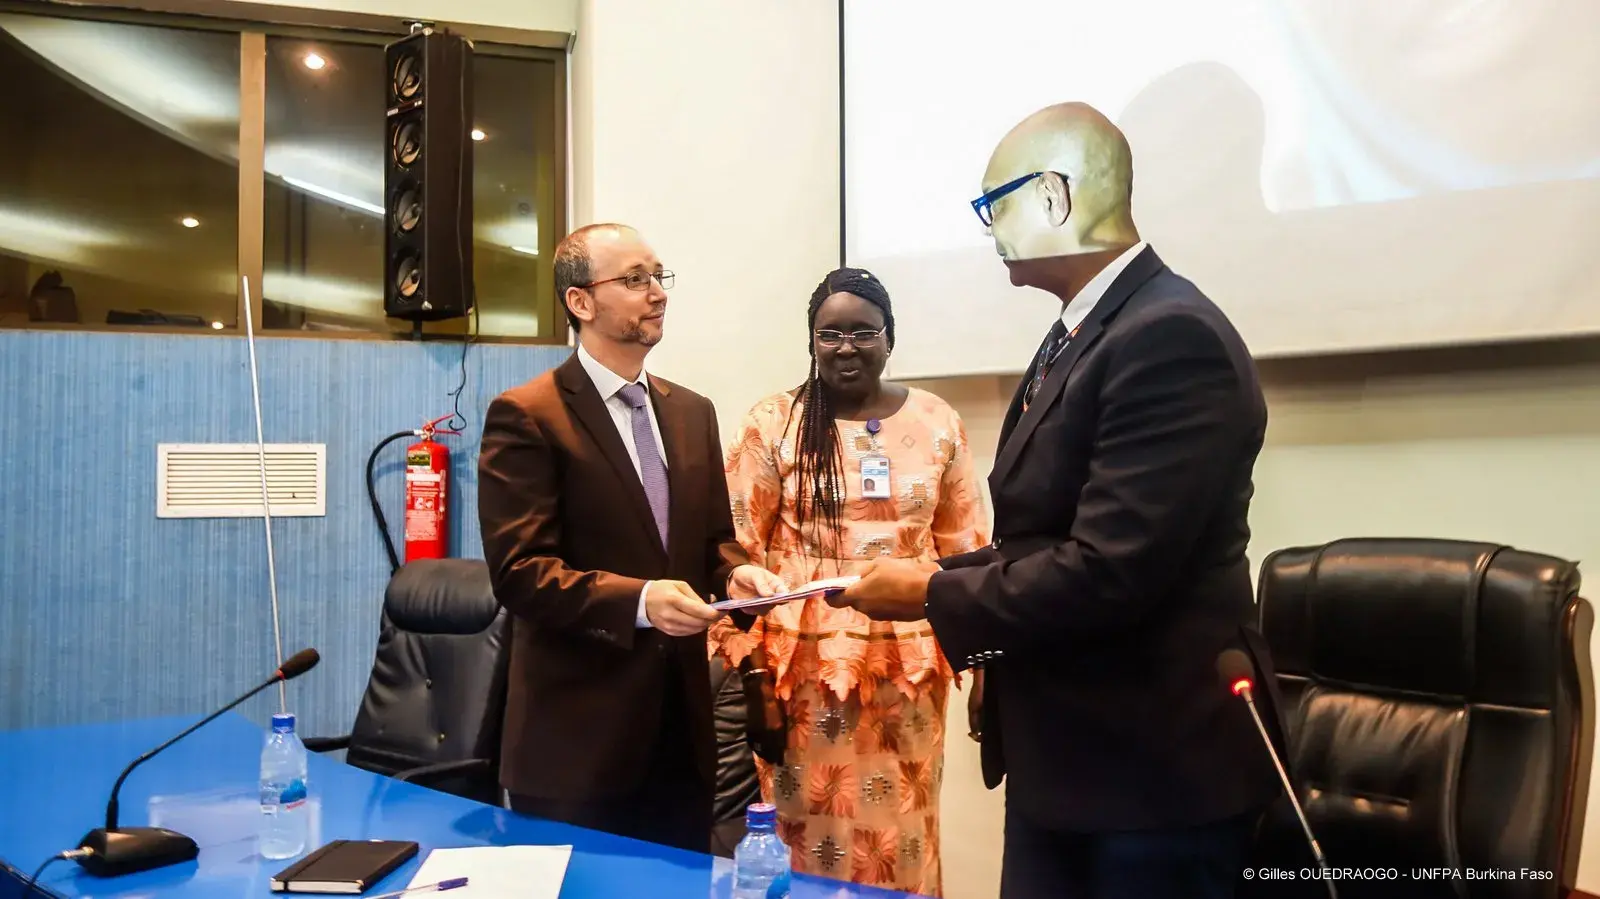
<box><xmin>732</xmin><ymin>802</ymin><xmax>791</xmax><ymax>899</ymax></box>
<box><xmin>259</xmin><ymin>712</ymin><xmax>309</xmax><ymax>859</ymax></box>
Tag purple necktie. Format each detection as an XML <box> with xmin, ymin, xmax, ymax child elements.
<box><xmin>617</xmin><ymin>382</ymin><xmax>670</xmax><ymax>548</ymax></box>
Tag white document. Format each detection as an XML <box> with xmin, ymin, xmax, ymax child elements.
<box><xmin>406</xmin><ymin>845</ymin><xmax>572</xmax><ymax>899</ymax></box>
<box><xmin>710</xmin><ymin>575</ymin><xmax>860</xmax><ymax>612</ymax></box>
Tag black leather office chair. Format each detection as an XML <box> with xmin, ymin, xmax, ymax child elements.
<box><xmin>1246</xmin><ymin>538</ymin><xmax>1593</xmax><ymax>898</ymax></box>
<box><xmin>710</xmin><ymin>656</ymin><xmax>762</xmax><ymax>857</ymax></box>
<box><xmin>305</xmin><ymin>558</ymin><xmax>510</xmax><ymax>806</ymax></box>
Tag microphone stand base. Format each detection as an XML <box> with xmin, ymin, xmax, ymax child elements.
<box><xmin>75</xmin><ymin>827</ymin><xmax>199</xmax><ymax>877</ymax></box>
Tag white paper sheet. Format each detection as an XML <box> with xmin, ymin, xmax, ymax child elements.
<box><xmin>405</xmin><ymin>845</ymin><xmax>572</xmax><ymax>899</ymax></box>
<box><xmin>709</xmin><ymin>576</ymin><xmax>859</xmax><ymax>612</ymax></box>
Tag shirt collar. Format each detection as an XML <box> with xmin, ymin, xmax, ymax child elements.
<box><xmin>575</xmin><ymin>339</ymin><xmax>646</xmax><ymax>400</ymax></box>
<box><xmin>1060</xmin><ymin>240</ymin><xmax>1148</xmax><ymax>334</ymax></box>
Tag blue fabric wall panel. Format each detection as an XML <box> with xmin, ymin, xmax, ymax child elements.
<box><xmin>0</xmin><ymin>330</ymin><xmax>567</xmax><ymax>737</ymax></box>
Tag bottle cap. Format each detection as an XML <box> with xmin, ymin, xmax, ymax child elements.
<box><xmin>271</xmin><ymin>713</ymin><xmax>296</xmax><ymax>734</ymax></box>
<box><xmin>746</xmin><ymin>802</ymin><xmax>777</xmax><ymax>828</ymax></box>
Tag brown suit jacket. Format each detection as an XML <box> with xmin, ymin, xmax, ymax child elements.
<box><xmin>477</xmin><ymin>352</ymin><xmax>747</xmax><ymax>802</ymax></box>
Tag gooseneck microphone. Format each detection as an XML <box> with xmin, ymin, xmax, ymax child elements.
<box><xmin>74</xmin><ymin>648</ymin><xmax>321</xmax><ymax>878</ymax></box>
<box><xmin>1216</xmin><ymin>648</ymin><xmax>1337</xmax><ymax>899</ymax></box>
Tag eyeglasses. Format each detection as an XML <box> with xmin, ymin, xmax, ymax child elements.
<box><xmin>970</xmin><ymin>171</ymin><xmax>1066</xmax><ymax>227</ymax></box>
<box><xmin>582</xmin><ymin>270</ymin><xmax>674</xmax><ymax>291</ymax></box>
<box><xmin>815</xmin><ymin>329</ymin><xmax>884</xmax><ymax>348</ymax></box>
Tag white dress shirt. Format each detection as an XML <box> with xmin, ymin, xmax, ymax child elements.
<box><xmin>575</xmin><ymin>341</ymin><xmax>669</xmax><ymax>477</ymax></box>
<box><xmin>574</xmin><ymin>341</ymin><xmax>668</xmax><ymax>628</ymax></box>
<box><xmin>1058</xmin><ymin>241</ymin><xmax>1149</xmax><ymax>334</ymax></box>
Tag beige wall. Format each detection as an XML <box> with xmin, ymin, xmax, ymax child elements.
<box><xmin>238</xmin><ymin>0</ymin><xmax>1600</xmax><ymax>894</ymax></box>
<box><xmin>568</xmin><ymin>0</ymin><xmax>838</xmax><ymax>439</ymax></box>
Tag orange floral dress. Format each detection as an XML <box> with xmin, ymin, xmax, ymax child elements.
<box><xmin>710</xmin><ymin>387</ymin><xmax>989</xmax><ymax>897</ymax></box>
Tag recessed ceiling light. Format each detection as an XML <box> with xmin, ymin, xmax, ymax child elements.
<box><xmin>210</xmin><ymin>321</ymin><xmax>225</xmax><ymax>330</ymax></box>
<box><xmin>470</xmin><ymin>128</ymin><xmax>486</xmax><ymax>141</ymax></box>
<box><xmin>304</xmin><ymin>52</ymin><xmax>326</xmax><ymax>70</ymax></box>
<box><xmin>180</xmin><ymin>216</ymin><xmax>200</xmax><ymax>228</ymax></box>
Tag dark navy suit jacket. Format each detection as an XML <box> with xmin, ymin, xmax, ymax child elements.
<box><xmin>927</xmin><ymin>245</ymin><xmax>1283</xmax><ymax>832</ymax></box>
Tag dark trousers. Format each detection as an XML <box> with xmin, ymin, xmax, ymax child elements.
<box><xmin>510</xmin><ymin>663</ymin><xmax>711</xmax><ymax>854</ymax></box>
<box><xmin>1001</xmin><ymin>803</ymin><xmax>1259</xmax><ymax>899</ymax></box>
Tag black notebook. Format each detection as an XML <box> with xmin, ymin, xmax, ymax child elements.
<box><xmin>269</xmin><ymin>839</ymin><xmax>419</xmax><ymax>893</ymax></box>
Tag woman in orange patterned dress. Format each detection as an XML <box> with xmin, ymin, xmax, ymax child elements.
<box><xmin>709</xmin><ymin>268</ymin><xmax>989</xmax><ymax>896</ymax></box>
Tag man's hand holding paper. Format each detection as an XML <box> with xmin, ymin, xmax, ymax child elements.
<box><xmin>643</xmin><ymin>579</ymin><xmax>721</xmax><ymax>636</ymax></box>
<box><xmin>826</xmin><ymin>558</ymin><xmax>940</xmax><ymax>621</ymax></box>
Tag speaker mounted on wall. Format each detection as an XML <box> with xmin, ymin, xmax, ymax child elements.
<box><xmin>383</xmin><ymin>27</ymin><xmax>474</xmax><ymax>323</ymax></box>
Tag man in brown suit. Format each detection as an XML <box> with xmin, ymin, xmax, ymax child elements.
<box><xmin>478</xmin><ymin>223</ymin><xmax>785</xmax><ymax>853</ymax></box>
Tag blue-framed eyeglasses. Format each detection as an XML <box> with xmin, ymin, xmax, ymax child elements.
<box><xmin>970</xmin><ymin>171</ymin><xmax>1066</xmax><ymax>227</ymax></box>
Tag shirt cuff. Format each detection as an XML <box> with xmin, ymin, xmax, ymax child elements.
<box><xmin>636</xmin><ymin>581</ymin><xmax>653</xmax><ymax>628</ymax></box>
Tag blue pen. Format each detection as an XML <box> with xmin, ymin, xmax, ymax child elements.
<box><xmin>364</xmin><ymin>877</ymin><xmax>468</xmax><ymax>899</ymax></box>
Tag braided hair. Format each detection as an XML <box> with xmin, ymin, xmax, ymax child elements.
<box><xmin>788</xmin><ymin>267</ymin><xmax>895</xmax><ymax>560</ymax></box>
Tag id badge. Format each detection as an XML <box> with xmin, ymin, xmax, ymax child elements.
<box><xmin>860</xmin><ymin>455</ymin><xmax>891</xmax><ymax>498</ymax></box>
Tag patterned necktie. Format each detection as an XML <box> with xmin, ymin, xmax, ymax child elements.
<box><xmin>617</xmin><ymin>382</ymin><xmax>670</xmax><ymax>548</ymax></box>
<box><xmin>1023</xmin><ymin>319</ymin><xmax>1072</xmax><ymax>411</ymax></box>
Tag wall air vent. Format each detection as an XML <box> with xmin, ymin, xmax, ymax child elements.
<box><xmin>156</xmin><ymin>443</ymin><xmax>326</xmax><ymax>518</ymax></box>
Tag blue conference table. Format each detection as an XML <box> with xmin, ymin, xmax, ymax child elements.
<box><xmin>0</xmin><ymin>714</ymin><xmax>912</xmax><ymax>899</ymax></box>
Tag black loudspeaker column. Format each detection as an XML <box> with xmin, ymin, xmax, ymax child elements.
<box><xmin>383</xmin><ymin>28</ymin><xmax>474</xmax><ymax>322</ymax></box>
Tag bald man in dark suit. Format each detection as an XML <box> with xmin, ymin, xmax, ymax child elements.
<box><xmin>832</xmin><ymin>105</ymin><xmax>1281</xmax><ymax>899</ymax></box>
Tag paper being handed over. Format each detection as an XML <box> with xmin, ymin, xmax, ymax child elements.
<box><xmin>709</xmin><ymin>576</ymin><xmax>859</xmax><ymax>612</ymax></box>
<box><xmin>405</xmin><ymin>845</ymin><xmax>571</xmax><ymax>899</ymax></box>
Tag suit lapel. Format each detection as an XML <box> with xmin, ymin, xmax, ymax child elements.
<box><xmin>989</xmin><ymin>247</ymin><xmax>1167</xmax><ymax>489</ymax></box>
<box><xmin>555</xmin><ymin>355</ymin><xmax>666</xmax><ymax>559</ymax></box>
<box><xmin>996</xmin><ymin>341</ymin><xmax>1038</xmax><ymax>450</ymax></box>
<box><xmin>650</xmin><ymin>375</ymin><xmax>697</xmax><ymax>572</ymax></box>
<box><xmin>989</xmin><ymin>321</ymin><xmax>1105</xmax><ymax>490</ymax></box>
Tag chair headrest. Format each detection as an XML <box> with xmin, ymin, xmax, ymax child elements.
<box><xmin>1261</xmin><ymin>537</ymin><xmax>1581</xmax><ymax>704</ymax></box>
<box><xmin>383</xmin><ymin>558</ymin><xmax>500</xmax><ymax>635</ymax></box>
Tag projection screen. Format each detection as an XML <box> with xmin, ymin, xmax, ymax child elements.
<box><xmin>842</xmin><ymin>0</ymin><xmax>1600</xmax><ymax>378</ymax></box>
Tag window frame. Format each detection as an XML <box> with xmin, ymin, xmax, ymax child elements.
<box><xmin>0</xmin><ymin>0</ymin><xmax>570</xmax><ymax>346</ymax></box>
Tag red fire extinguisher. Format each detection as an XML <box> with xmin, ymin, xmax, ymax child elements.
<box><xmin>403</xmin><ymin>415</ymin><xmax>459</xmax><ymax>563</ymax></box>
